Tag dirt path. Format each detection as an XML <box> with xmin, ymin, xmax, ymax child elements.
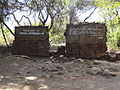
<box><xmin>0</xmin><ymin>54</ymin><xmax>120</xmax><ymax>90</ymax></box>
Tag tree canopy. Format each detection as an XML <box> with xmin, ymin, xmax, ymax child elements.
<box><xmin>0</xmin><ymin>0</ymin><xmax>120</xmax><ymax>49</ymax></box>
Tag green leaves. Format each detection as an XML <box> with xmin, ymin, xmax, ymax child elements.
<box><xmin>61</xmin><ymin>0</ymin><xmax>71</xmax><ymax>6</ymax></box>
<box><xmin>93</xmin><ymin>0</ymin><xmax>120</xmax><ymax>50</ymax></box>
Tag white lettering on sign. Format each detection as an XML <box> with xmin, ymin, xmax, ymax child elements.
<box><xmin>20</xmin><ymin>32</ymin><xmax>28</xmax><ymax>35</ymax></box>
<box><xmin>19</xmin><ymin>30</ymin><xmax>44</xmax><ymax>35</ymax></box>
<box><xmin>98</xmin><ymin>37</ymin><xmax>103</xmax><ymax>39</ymax></box>
<box><xmin>69</xmin><ymin>28</ymin><xmax>102</xmax><ymax>36</ymax></box>
<box><xmin>29</xmin><ymin>32</ymin><xmax>44</xmax><ymax>35</ymax></box>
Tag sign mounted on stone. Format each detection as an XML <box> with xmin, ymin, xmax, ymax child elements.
<box><xmin>65</xmin><ymin>22</ymin><xmax>107</xmax><ymax>43</ymax></box>
<box><xmin>65</xmin><ymin>22</ymin><xmax>107</xmax><ymax>58</ymax></box>
<box><xmin>12</xmin><ymin>26</ymin><xmax>50</xmax><ymax>56</ymax></box>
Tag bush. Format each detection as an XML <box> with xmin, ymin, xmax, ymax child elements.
<box><xmin>49</xmin><ymin>28</ymin><xmax>66</xmax><ymax>46</ymax></box>
<box><xmin>0</xmin><ymin>28</ymin><xmax>14</xmax><ymax>46</ymax></box>
<box><xmin>107</xmin><ymin>25</ymin><xmax>120</xmax><ymax>51</ymax></box>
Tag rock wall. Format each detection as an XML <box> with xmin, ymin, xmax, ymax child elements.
<box><xmin>65</xmin><ymin>23</ymin><xmax>107</xmax><ymax>58</ymax></box>
<box><xmin>12</xmin><ymin>26</ymin><xmax>50</xmax><ymax>56</ymax></box>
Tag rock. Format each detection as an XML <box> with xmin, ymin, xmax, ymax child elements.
<box><xmin>23</xmin><ymin>85</ymin><xmax>31</xmax><ymax>90</ymax></box>
<box><xmin>49</xmin><ymin>51</ymin><xmax>56</xmax><ymax>57</ymax></box>
<box><xmin>106</xmin><ymin>51</ymin><xmax>120</xmax><ymax>61</ymax></box>
<box><xmin>68</xmin><ymin>57</ymin><xmax>75</xmax><ymax>61</ymax></box>
<box><xmin>56</xmin><ymin>66</ymin><xmax>63</xmax><ymax>70</ymax></box>
<box><xmin>58</xmin><ymin>57</ymin><xmax>68</xmax><ymax>62</ymax></box>
<box><xmin>45</xmin><ymin>61</ymin><xmax>52</xmax><ymax>64</ymax></box>
<box><xmin>85</xmin><ymin>67</ymin><xmax>102</xmax><ymax>75</ymax></box>
<box><xmin>116</xmin><ymin>51</ymin><xmax>120</xmax><ymax>60</ymax></box>
<box><xmin>108</xmin><ymin>52</ymin><xmax>117</xmax><ymax>61</ymax></box>
<box><xmin>25</xmin><ymin>81</ymin><xmax>30</xmax><ymax>85</ymax></box>
<box><xmin>57</xmin><ymin>46</ymin><xmax>65</xmax><ymax>56</ymax></box>
<box><xmin>17</xmin><ymin>71</ymin><xmax>23</xmax><ymax>75</ymax></box>
<box><xmin>52</xmin><ymin>46</ymin><xmax>65</xmax><ymax>58</ymax></box>
<box><xmin>59</xmin><ymin>55</ymin><xmax>64</xmax><ymax>58</ymax></box>
<box><xmin>57</xmin><ymin>71</ymin><xmax>64</xmax><ymax>75</ymax></box>
<box><xmin>26</xmin><ymin>71</ymin><xmax>32</xmax><ymax>74</ymax></box>
<box><xmin>42</xmin><ymin>74</ymin><xmax>54</xmax><ymax>78</ymax></box>
<box><xmin>59</xmin><ymin>56</ymin><xmax>67</xmax><ymax>60</ymax></box>
<box><xmin>74</xmin><ymin>58</ymin><xmax>84</xmax><ymax>63</ymax></box>
<box><xmin>102</xmin><ymin>69</ymin><xmax>117</xmax><ymax>77</ymax></box>
<box><xmin>108</xmin><ymin>72</ymin><xmax>117</xmax><ymax>77</ymax></box>
<box><xmin>51</xmin><ymin>57</ymin><xmax>68</xmax><ymax>63</ymax></box>
<box><xmin>109</xmin><ymin>53</ymin><xmax>116</xmax><ymax>58</ymax></box>
<box><xmin>93</xmin><ymin>60</ymin><xmax>101</xmax><ymax>65</ymax></box>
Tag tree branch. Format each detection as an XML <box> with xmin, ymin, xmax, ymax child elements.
<box><xmin>19</xmin><ymin>15</ymin><xmax>32</xmax><ymax>26</ymax></box>
<box><xmin>1</xmin><ymin>24</ymin><xmax>9</xmax><ymax>47</ymax></box>
<box><xmin>12</xmin><ymin>13</ymin><xmax>21</xmax><ymax>26</ymax></box>
<box><xmin>84</xmin><ymin>7</ymin><xmax>96</xmax><ymax>22</ymax></box>
<box><xmin>48</xmin><ymin>14</ymin><xmax>54</xmax><ymax>30</ymax></box>
<box><xmin>0</xmin><ymin>18</ymin><xmax>15</xmax><ymax>36</ymax></box>
<box><xmin>23</xmin><ymin>15</ymin><xmax>32</xmax><ymax>26</ymax></box>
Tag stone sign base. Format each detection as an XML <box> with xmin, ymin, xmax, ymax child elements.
<box><xmin>66</xmin><ymin>42</ymin><xmax>107</xmax><ymax>58</ymax></box>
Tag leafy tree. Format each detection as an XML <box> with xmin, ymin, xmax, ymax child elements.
<box><xmin>0</xmin><ymin>0</ymin><xmax>104</xmax><ymax>46</ymax></box>
<box><xmin>93</xmin><ymin>0</ymin><xmax>120</xmax><ymax>50</ymax></box>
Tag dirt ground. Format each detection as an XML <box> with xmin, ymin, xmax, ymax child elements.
<box><xmin>0</xmin><ymin>47</ymin><xmax>120</xmax><ymax>90</ymax></box>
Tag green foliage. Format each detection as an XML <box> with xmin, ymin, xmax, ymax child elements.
<box><xmin>93</xmin><ymin>0</ymin><xmax>120</xmax><ymax>50</ymax></box>
<box><xmin>107</xmin><ymin>25</ymin><xmax>120</xmax><ymax>50</ymax></box>
<box><xmin>0</xmin><ymin>28</ymin><xmax>14</xmax><ymax>46</ymax></box>
<box><xmin>50</xmin><ymin>27</ymin><xmax>66</xmax><ymax>46</ymax></box>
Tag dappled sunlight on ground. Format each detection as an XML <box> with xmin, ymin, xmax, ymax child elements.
<box><xmin>25</xmin><ymin>76</ymin><xmax>38</xmax><ymax>80</ymax></box>
<box><xmin>0</xmin><ymin>74</ymin><xmax>48</xmax><ymax>90</ymax></box>
<box><xmin>1</xmin><ymin>55</ymin><xmax>120</xmax><ymax>90</ymax></box>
